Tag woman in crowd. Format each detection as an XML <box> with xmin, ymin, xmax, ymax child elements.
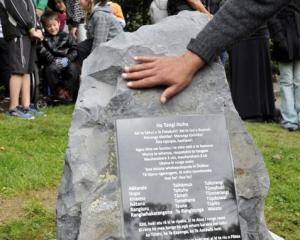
<box><xmin>228</xmin><ymin>8</ymin><xmax>276</xmax><ymax>121</ymax></box>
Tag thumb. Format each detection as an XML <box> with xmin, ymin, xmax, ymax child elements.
<box><xmin>160</xmin><ymin>84</ymin><xmax>181</xmax><ymax>104</ymax></box>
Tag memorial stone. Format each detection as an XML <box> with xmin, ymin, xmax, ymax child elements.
<box><xmin>57</xmin><ymin>11</ymin><xmax>275</xmax><ymax>240</ymax></box>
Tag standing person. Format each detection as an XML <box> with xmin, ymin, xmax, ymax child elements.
<box><xmin>34</xmin><ymin>0</ymin><xmax>48</xmax><ymax>18</ymax></box>
<box><xmin>122</xmin><ymin>0</ymin><xmax>290</xmax><ymax>105</ymax></box>
<box><xmin>38</xmin><ymin>11</ymin><xmax>80</xmax><ymax>101</ymax></box>
<box><xmin>77</xmin><ymin>0</ymin><xmax>123</xmax><ymax>63</ymax></box>
<box><xmin>0</xmin><ymin>0</ymin><xmax>44</xmax><ymax>119</ymax></box>
<box><xmin>268</xmin><ymin>0</ymin><xmax>300</xmax><ymax>131</ymax></box>
<box><xmin>229</xmin><ymin>23</ymin><xmax>275</xmax><ymax>121</ymax></box>
<box><xmin>0</xmin><ymin>18</ymin><xmax>10</xmax><ymax>97</ymax></box>
<box><xmin>65</xmin><ymin>0</ymin><xmax>86</xmax><ymax>42</ymax></box>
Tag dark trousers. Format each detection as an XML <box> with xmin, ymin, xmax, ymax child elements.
<box><xmin>44</xmin><ymin>62</ymin><xmax>80</xmax><ymax>94</ymax></box>
<box><xmin>77</xmin><ymin>38</ymin><xmax>93</xmax><ymax>64</ymax></box>
<box><xmin>0</xmin><ymin>38</ymin><xmax>11</xmax><ymax>96</ymax></box>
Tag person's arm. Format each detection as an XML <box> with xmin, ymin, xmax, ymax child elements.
<box><xmin>91</xmin><ymin>14</ymin><xmax>110</xmax><ymax>50</ymax></box>
<box><xmin>187</xmin><ymin>0</ymin><xmax>290</xmax><ymax>63</ymax></box>
<box><xmin>123</xmin><ymin>0</ymin><xmax>291</xmax><ymax>103</ymax></box>
<box><xmin>65</xmin><ymin>0</ymin><xmax>85</xmax><ymax>35</ymax></box>
<box><xmin>187</xmin><ymin>0</ymin><xmax>211</xmax><ymax>16</ymax></box>
<box><xmin>3</xmin><ymin>0</ymin><xmax>35</xmax><ymax>32</ymax></box>
<box><xmin>66</xmin><ymin>34</ymin><xmax>78</xmax><ymax>62</ymax></box>
<box><xmin>37</xmin><ymin>41</ymin><xmax>55</xmax><ymax>64</ymax></box>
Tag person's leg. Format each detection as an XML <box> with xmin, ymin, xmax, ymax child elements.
<box><xmin>60</xmin><ymin>63</ymin><xmax>80</xmax><ymax>101</ymax></box>
<box><xmin>279</xmin><ymin>62</ymin><xmax>298</xmax><ymax>129</ymax></box>
<box><xmin>44</xmin><ymin>64</ymin><xmax>61</xmax><ymax>94</ymax></box>
<box><xmin>63</xmin><ymin>63</ymin><xmax>80</xmax><ymax>92</ymax></box>
<box><xmin>76</xmin><ymin>38</ymin><xmax>93</xmax><ymax>65</ymax></box>
<box><xmin>0</xmin><ymin>38</ymin><xmax>11</xmax><ymax>96</ymax></box>
<box><xmin>9</xmin><ymin>74</ymin><xmax>23</xmax><ymax>109</ymax></box>
<box><xmin>293</xmin><ymin>60</ymin><xmax>300</xmax><ymax>127</ymax></box>
<box><xmin>77</xmin><ymin>23</ymin><xmax>87</xmax><ymax>42</ymax></box>
<box><xmin>21</xmin><ymin>74</ymin><xmax>31</xmax><ymax>108</ymax></box>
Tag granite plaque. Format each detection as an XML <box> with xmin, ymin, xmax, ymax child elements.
<box><xmin>116</xmin><ymin>114</ymin><xmax>242</xmax><ymax>240</ymax></box>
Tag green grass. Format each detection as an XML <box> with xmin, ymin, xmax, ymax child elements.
<box><xmin>0</xmin><ymin>105</ymin><xmax>73</xmax><ymax>196</ymax></box>
<box><xmin>245</xmin><ymin>122</ymin><xmax>300</xmax><ymax>240</ymax></box>
<box><xmin>0</xmin><ymin>200</ymin><xmax>56</xmax><ymax>240</ymax></box>
<box><xmin>0</xmin><ymin>109</ymin><xmax>299</xmax><ymax>240</ymax></box>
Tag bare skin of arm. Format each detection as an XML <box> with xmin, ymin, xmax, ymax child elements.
<box><xmin>187</xmin><ymin>0</ymin><xmax>212</xmax><ymax>17</ymax></box>
<box><xmin>122</xmin><ymin>50</ymin><xmax>205</xmax><ymax>104</ymax></box>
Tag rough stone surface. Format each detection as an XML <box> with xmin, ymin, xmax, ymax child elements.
<box><xmin>57</xmin><ymin>11</ymin><xmax>274</xmax><ymax>240</ymax></box>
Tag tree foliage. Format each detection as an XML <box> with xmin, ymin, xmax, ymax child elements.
<box><xmin>116</xmin><ymin>0</ymin><xmax>153</xmax><ymax>31</ymax></box>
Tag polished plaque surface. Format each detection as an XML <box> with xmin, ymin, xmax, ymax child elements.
<box><xmin>116</xmin><ymin>115</ymin><xmax>242</xmax><ymax>240</ymax></box>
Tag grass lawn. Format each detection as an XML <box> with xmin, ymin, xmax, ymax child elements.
<box><xmin>0</xmin><ymin>106</ymin><xmax>299</xmax><ymax>240</ymax></box>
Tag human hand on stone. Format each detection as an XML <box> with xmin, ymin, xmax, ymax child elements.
<box><xmin>122</xmin><ymin>50</ymin><xmax>205</xmax><ymax>104</ymax></box>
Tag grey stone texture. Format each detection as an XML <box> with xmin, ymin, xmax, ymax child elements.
<box><xmin>57</xmin><ymin>11</ymin><xmax>274</xmax><ymax>240</ymax></box>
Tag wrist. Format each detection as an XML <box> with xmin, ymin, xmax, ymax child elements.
<box><xmin>182</xmin><ymin>50</ymin><xmax>205</xmax><ymax>74</ymax></box>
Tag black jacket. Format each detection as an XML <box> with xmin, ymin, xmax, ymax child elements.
<box><xmin>38</xmin><ymin>31</ymin><xmax>78</xmax><ymax>64</ymax></box>
<box><xmin>0</xmin><ymin>0</ymin><xmax>37</xmax><ymax>40</ymax></box>
<box><xmin>268</xmin><ymin>0</ymin><xmax>300</xmax><ymax>62</ymax></box>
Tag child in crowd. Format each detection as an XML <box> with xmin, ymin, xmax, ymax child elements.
<box><xmin>54</xmin><ymin>0</ymin><xmax>67</xmax><ymax>31</ymax></box>
<box><xmin>39</xmin><ymin>11</ymin><xmax>80</xmax><ymax>101</ymax></box>
<box><xmin>77</xmin><ymin>0</ymin><xmax>123</xmax><ymax>63</ymax></box>
<box><xmin>0</xmin><ymin>0</ymin><xmax>44</xmax><ymax>119</ymax></box>
<box><xmin>108</xmin><ymin>1</ymin><xmax>126</xmax><ymax>28</ymax></box>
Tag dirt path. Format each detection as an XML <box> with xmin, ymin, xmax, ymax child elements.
<box><xmin>0</xmin><ymin>187</ymin><xmax>57</xmax><ymax>223</ymax></box>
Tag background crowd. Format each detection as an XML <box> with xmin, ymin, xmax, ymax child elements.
<box><xmin>0</xmin><ymin>0</ymin><xmax>299</xmax><ymax>131</ymax></box>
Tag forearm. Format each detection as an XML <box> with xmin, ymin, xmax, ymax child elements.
<box><xmin>4</xmin><ymin>0</ymin><xmax>35</xmax><ymax>31</ymax></box>
<box><xmin>187</xmin><ymin>0</ymin><xmax>291</xmax><ymax>63</ymax></box>
<box><xmin>187</xmin><ymin>0</ymin><xmax>210</xmax><ymax>14</ymax></box>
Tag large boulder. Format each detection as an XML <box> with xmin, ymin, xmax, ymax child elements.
<box><xmin>57</xmin><ymin>11</ymin><xmax>273</xmax><ymax>240</ymax></box>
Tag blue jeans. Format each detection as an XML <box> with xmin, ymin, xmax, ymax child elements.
<box><xmin>279</xmin><ymin>61</ymin><xmax>300</xmax><ymax>129</ymax></box>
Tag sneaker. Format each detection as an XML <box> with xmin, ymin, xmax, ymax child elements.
<box><xmin>25</xmin><ymin>104</ymin><xmax>46</xmax><ymax>117</ymax></box>
<box><xmin>6</xmin><ymin>106</ymin><xmax>34</xmax><ymax>119</ymax></box>
<box><xmin>282</xmin><ymin>122</ymin><xmax>298</xmax><ymax>132</ymax></box>
<box><xmin>288</xmin><ymin>127</ymin><xmax>298</xmax><ymax>132</ymax></box>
